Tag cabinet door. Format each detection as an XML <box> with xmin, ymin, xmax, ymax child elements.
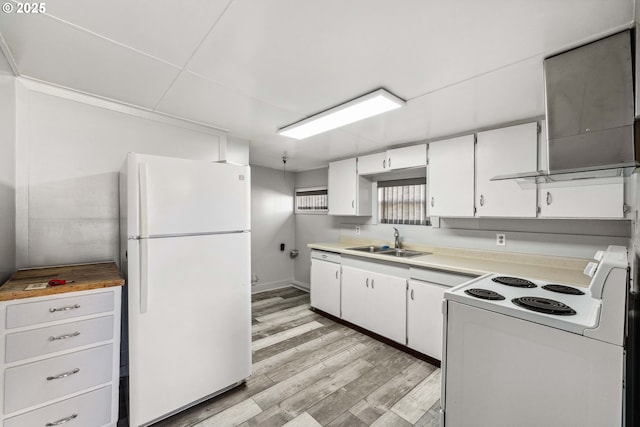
<box><xmin>341</xmin><ymin>266</ymin><xmax>371</xmax><ymax>328</ymax></box>
<box><xmin>427</xmin><ymin>135</ymin><xmax>475</xmax><ymax>217</ymax></box>
<box><xmin>310</xmin><ymin>259</ymin><xmax>341</xmax><ymax>317</ymax></box>
<box><xmin>387</xmin><ymin>144</ymin><xmax>427</xmax><ymax>170</ymax></box>
<box><xmin>476</xmin><ymin>122</ymin><xmax>538</xmax><ymax>217</ymax></box>
<box><xmin>537</xmin><ymin>121</ymin><xmax>625</xmax><ymax>219</ymax></box>
<box><xmin>539</xmin><ymin>178</ymin><xmax>624</xmax><ymax>218</ymax></box>
<box><xmin>369</xmin><ymin>273</ymin><xmax>406</xmax><ymax>344</ymax></box>
<box><xmin>328</xmin><ymin>158</ymin><xmax>357</xmax><ymax>215</ymax></box>
<box><xmin>407</xmin><ymin>280</ymin><xmax>447</xmax><ymax>360</ymax></box>
<box><xmin>358</xmin><ymin>152</ymin><xmax>387</xmax><ymax>175</ymax></box>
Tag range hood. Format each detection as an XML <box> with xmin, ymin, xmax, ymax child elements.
<box><xmin>493</xmin><ymin>30</ymin><xmax>639</xmax><ymax>182</ymax></box>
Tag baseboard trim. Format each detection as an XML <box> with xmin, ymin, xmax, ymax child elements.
<box><xmin>291</xmin><ymin>280</ymin><xmax>310</xmax><ymax>292</ymax></box>
<box><xmin>251</xmin><ymin>279</ymin><xmax>296</xmax><ymax>294</ymax></box>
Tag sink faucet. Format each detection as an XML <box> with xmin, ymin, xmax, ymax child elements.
<box><xmin>393</xmin><ymin>227</ymin><xmax>401</xmax><ymax>249</ymax></box>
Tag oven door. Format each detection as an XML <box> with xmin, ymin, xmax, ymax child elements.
<box><xmin>442</xmin><ymin>301</ymin><xmax>623</xmax><ymax>427</ymax></box>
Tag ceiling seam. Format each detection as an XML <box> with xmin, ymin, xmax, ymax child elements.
<box><xmin>152</xmin><ymin>0</ymin><xmax>236</xmax><ymax>111</ymax></box>
<box><xmin>32</xmin><ymin>7</ymin><xmax>183</xmax><ymax>70</ymax></box>
<box><xmin>407</xmin><ymin>52</ymin><xmax>543</xmax><ymax>103</ymax></box>
<box><xmin>0</xmin><ymin>33</ymin><xmax>19</xmax><ymax>76</ymax></box>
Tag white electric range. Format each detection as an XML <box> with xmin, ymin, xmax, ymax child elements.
<box><xmin>441</xmin><ymin>245</ymin><xmax>629</xmax><ymax>427</ymax></box>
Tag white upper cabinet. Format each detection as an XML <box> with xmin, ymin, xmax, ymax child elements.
<box><xmin>328</xmin><ymin>158</ymin><xmax>372</xmax><ymax>216</ymax></box>
<box><xmin>427</xmin><ymin>135</ymin><xmax>475</xmax><ymax>217</ymax></box>
<box><xmin>476</xmin><ymin>122</ymin><xmax>538</xmax><ymax>217</ymax></box>
<box><xmin>357</xmin><ymin>152</ymin><xmax>387</xmax><ymax>175</ymax></box>
<box><xmin>386</xmin><ymin>144</ymin><xmax>427</xmax><ymax>170</ymax></box>
<box><xmin>538</xmin><ymin>179</ymin><xmax>625</xmax><ymax>218</ymax></box>
<box><xmin>357</xmin><ymin>144</ymin><xmax>427</xmax><ymax>175</ymax></box>
<box><xmin>537</xmin><ymin>121</ymin><xmax>625</xmax><ymax>219</ymax></box>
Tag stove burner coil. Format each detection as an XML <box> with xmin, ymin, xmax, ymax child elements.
<box><xmin>541</xmin><ymin>284</ymin><xmax>585</xmax><ymax>295</ymax></box>
<box><xmin>512</xmin><ymin>296</ymin><xmax>576</xmax><ymax>315</ymax></box>
<box><xmin>464</xmin><ymin>288</ymin><xmax>506</xmax><ymax>300</ymax></box>
<box><xmin>492</xmin><ymin>276</ymin><xmax>537</xmax><ymax>288</ymax></box>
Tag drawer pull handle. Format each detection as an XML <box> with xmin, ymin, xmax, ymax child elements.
<box><xmin>47</xmin><ymin>368</ymin><xmax>80</xmax><ymax>381</ymax></box>
<box><xmin>46</xmin><ymin>414</ymin><xmax>78</xmax><ymax>426</ymax></box>
<box><xmin>49</xmin><ymin>332</ymin><xmax>80</xmax><ymax>341</ymax></box>
<box><xmin>49</xmin><ymin>304</ymin><xmax>80</xmax><ymax>313</ymax></box>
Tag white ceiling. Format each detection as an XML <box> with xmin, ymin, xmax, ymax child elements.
<box><xmin>0</xmin><ymin>0</ymin><xmax>634</xmax><ymax>170</ymax></box>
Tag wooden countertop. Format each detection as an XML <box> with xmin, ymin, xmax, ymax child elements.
<box><xmin>308</xmin><ymin>240</ymin><xmax>593</xmax><ymax>287</ymax></box>
<box><xmin>0</xmin><ymin>262</ymin><xmax>124</xmax><ymax>301</ymax></box>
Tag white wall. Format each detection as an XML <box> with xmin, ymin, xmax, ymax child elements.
<box><xmin>250</xmin><ymin>165</ymin><xmax>296</xmax><ymax>291</ymax></box>
<box><xmin>14</xmin><ymin>79</ymin><xmax>248</xmax><ymax>268</ymax></box>
<box><xmin>0</xmin><ymin>74</ymin><xmax>15</xmax><ymax>282</ymax></box>
<box><xmin>293</xmin><ymin>167</ymin><xmax>344</xmax><ymax>288</ymax></box>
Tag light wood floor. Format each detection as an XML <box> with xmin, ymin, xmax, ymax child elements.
<box><xmin>154</xmin><ymin>287</ymin><xmax>441</xmax><ymax>427</ymax></box>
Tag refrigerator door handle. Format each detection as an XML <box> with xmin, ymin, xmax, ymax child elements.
<box><xmin>139</xmin><ymin>162</ymin><xmax>149</xmax><ymax>238</ymax></box>
<box><xmin>140</xmin><ymin>239</ymin><xmax>149</xmax><ymax>313</ymax></box>
<box><xmin>139</xmin><ymin>162</ymin><xmax>150</xmax><ymax>313</ymax></box>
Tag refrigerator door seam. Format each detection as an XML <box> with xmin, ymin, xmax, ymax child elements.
<box><xmin>128</xmin><ymin>230</ymin><xmax>250</xmax><ymax>240</ymax></box>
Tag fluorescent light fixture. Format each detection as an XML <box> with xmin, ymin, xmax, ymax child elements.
<box><xmin>278</xmin><ymin>88</ymin><xmax>405</xmax><ymax>140</ymax></box>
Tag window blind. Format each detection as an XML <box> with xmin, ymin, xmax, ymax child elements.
<box><xmin>377</xmin><ymin>178</ymin><xmax>427</xmax><ymax>225</ymax></box>
<box><xmin>295</xmin><ymin>187</ymin><xmax>328</xmax><ymax>213</ymax></box>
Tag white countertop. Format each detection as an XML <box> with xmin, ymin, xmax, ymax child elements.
<box><xmin>308</xmin><ymin>239</ymin><xmax>593</xmax><ymax>287</ymax></box>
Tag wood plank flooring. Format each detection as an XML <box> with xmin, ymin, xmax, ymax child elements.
<box><xmin>153</xmin><ymin>287</ymin><xmax>441</xmax><ymax>427</ymax></box>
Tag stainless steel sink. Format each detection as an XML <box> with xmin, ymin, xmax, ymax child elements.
<box><xmin>378</xmin><ymin>248</ymin><xmax>431</xmax><ymax>258</ymax></box>
<box><xmin>346</xmin><ymin>245</ymin><xmax>389</xmax><ymax>253</ymax></box>
<box><xmin>347</xmin><ymin>246</ymin><xmax>430</xmax><ymax>258</ymax></box>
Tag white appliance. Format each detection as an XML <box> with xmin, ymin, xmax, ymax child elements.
<box><xmin>441</xmin><ymin>245</ymin><xmax>629</xmax><ymax>427</ymax></box>
<box><xmin>119</xmin><ymin>153</ymin><xmax>251</xmax><ymax>426</ymax></box>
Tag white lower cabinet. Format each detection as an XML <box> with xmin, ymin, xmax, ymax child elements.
<box><xmin>0</xmin><ymin>287</ymin><xmax>121</xmax><ymax>427</ymax></box>
<box><xmin>407</xmin><ymin>279</ymin><xmax>447</xmax><ymax>360</ymax></box>
<box><xmin>341</xmin><ymin>259</ymin><xmax>407</xmax><ymax>345</ymax></box>
<box><xmin>310</xmin><ymin>251</ymin><xmax>342</xmax><ymax>317</ymax></box>
<box><xmin>341</xmin><ymin>266</ymin><xmax>371</xmax><ymax>328</ymax></box>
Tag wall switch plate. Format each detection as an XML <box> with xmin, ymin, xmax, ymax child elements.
<box><xmin>355</xmin><ymin>226</ymin><xmax>360</xmax><ymax>235</ymax></box>
<box><xmin>496</xmin><ymin>233</ymin><xmax>506</xmax><ymax>246</ymax></box>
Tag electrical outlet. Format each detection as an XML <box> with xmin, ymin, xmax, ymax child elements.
<box><xmin>496</xmin><ymin>233</ymin><xmax>506</xmax><ymax>246</ymax></box>
<box><xmin>355</xmin><ymin>226</ymin><xmax>361</xmax><ymax>235</ymax></box>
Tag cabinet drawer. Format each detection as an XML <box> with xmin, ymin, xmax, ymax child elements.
<box><xmin>5</xmin><ymin>316</ymin><xmax>114</xmax><ymax>363</ymax></box>
<box><xmin>4</xmin><ymin>386</ymin><xmax>112</xmax><ymax>427</ymax></box>
<box><xmin>4</xmin><ymin>344</ymin><xmax>113</xmax><ymax>413</ymax></box>
<box><xmin>409</xmin><ymin>267</ymin><xmax>476</xmax><ymax>287</ymax></box>
<box><xmin>311</xmin><ymin>251</ymin><xmax>341</xmax><ymax>263</ymax></box>
<box><xmin>6</xmin><ymin>292</ymin><xmax>114</xmax><ymax>329</ymax></box>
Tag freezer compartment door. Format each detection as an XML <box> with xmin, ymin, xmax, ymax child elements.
<box><xmin>125</xmin><ymin>153</ymin><xmax>250</xmax><ymax>237</ymax></box>
<box><xmin>127</xmin><ymin>233</ymin><xmax>251</xmax><ymax>426</ymax></box>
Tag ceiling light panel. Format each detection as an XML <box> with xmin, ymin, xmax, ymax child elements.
<box><xmin>278</xmin><ymin>88</ymin><xmax>405</xmax><ymax>140</ymax></box>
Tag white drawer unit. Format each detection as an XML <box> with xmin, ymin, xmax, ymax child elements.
<box><xmin>4</xmin><ymin>386</ymin><xmax>112</xmax><ymax>427</ymax></box>
<box><xmin>6</xmin><ymin>292</ymin><xmax>114</xmax><ymax>329</ymax></box>
<box><xmin>0</xmin><ymin>286</ymin><xmax>121</xmax><ymax>427</ymax></box>
<box><xmin>6</xmin><ymin>316</ymin><xmax>114</xmax><ymax>363</ymax></box>
<box><xmin>5</xmin><ymin>344</ymin><xmax>113</xmax><ymax>413</ymax></box>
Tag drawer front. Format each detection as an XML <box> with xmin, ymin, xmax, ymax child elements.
<box><xmin>311</xmin><ymin>250</ymin><xmax>341</xmax><ymax>263</ymax></box>
<box><xmin>6</xmin><ymin>292</ymin><xmax>114</xmax><ymax>329</ymax></box>
<box><xmin>4</xmin><ymin>344</ymin><xmax>113</xmax><ymax>413</ymax></box>
<box><xmin>4</xmin><ymin>386</ymin><xmax>112</xmax><ymax>427</ymax></box>
<box><xmin>6</xmin><ymin>316</ymin><xmax>114</xmax><ymax>363</ymax></box>
<box><xmin>409</xmin><ymin>267</ymin><xmax>476</xmax><ymax>287</ymax></box>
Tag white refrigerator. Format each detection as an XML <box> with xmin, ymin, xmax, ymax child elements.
<box><xmin>119</xmin><ymin>153</ymin><xmax>251</xmax><ymax>426</ymax></box>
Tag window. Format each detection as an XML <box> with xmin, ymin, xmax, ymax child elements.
<box><xmin>377</xmin><ymin>178</ymin><xmax>428</xmax><ymax>225</ymax></box>
<box><xmin>295</xmin><ymin>187</ymin><xmax>328</xmax><ymax>214</ymax></box>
